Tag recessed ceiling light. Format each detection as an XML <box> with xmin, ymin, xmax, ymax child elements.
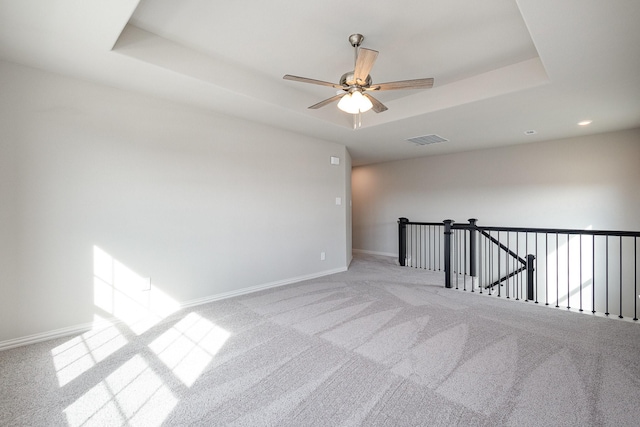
<box><xmin>524</xmin><ymin>130</ymin><xmax>537</xmax><ymax>135</ymax></box>
<box><xmin>578</xmin><ymin>120</ymin><xmax>592</xmax><ymax>126</ymax></box>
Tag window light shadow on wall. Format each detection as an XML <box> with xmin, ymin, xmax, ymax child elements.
<box><xmin>93</xmin><ymin>245</ymin><xmax>179</xmax><ymax>335</ymax></box>
<box><xmin>49</xmin><ymin>246</ymin><xmax>231</xmax><ymax>426</ymax></box>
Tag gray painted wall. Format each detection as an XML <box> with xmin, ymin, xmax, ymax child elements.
<box><xmin>0</xmin><ymin>60</ymin><xmax>350</xmax><ymax>343</ymax></box>
<box><xmin>352</xmin><ymin>128</ymin><xmax>640</xmax><ymax>256</ymax></box>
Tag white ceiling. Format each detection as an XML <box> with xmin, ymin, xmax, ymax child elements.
<box><xmin>1</xmin><ymin>0</ymin><xmax>639</xmax><ymax>166</ymax></box>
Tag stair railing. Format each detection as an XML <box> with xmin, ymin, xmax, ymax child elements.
<box><xmin>398</xmin><ymin>217</ymin><xmax>640</xmax><ymax>320</ymax></box>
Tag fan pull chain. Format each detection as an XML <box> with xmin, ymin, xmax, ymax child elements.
<box><xmin>352</xmin><ymin>112</ymin><xmax>363</xmax><ymax>129</ymax></box>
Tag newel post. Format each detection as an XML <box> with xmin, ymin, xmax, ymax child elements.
<box><xmin>468</xmin><ymin>218</ymin><xmax>478</xmax><ymax>278</ymax></box>
<box><xmin>398</xmin><ymin>217</ymin><xmax>409</xmax><ymax>266</ymax></box>
<box><xmin>527</xmin><ymin>254</ymin><xmax>536</xmax><ymax>301</ymax></box>
<box><xmin>443</xmin><ymin>219</ymin><xmax>454</xmax><ymax>288</ymax></box>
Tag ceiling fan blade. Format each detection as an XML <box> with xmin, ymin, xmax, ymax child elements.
<box><xmin>364</xmin><ymin>93</ymin><xmax>388</xmax><ymax>113</ymax></box>
<box><xmin>283</xmin><ymin>74</ymin><xmax>344</xmax><ymax>89</ymax></box>
<box><xmin>308</xmin><ymin>94</ymin><xmax>345</xmax><ymax>109</ymax></box>
<box><xmin>354</xmin><ymin>48</ymin><xmax>378</xmax><ymax>84</ymax></box>
<box><xmin>368</xmin><ymin>78</ymin><xmax>434</xmax><ymax>91</ymax></box>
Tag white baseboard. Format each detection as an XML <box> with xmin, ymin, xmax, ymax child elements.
<box><xmin>0</xmin><ymin>266</ymin><xmax>348</xmax><ymax>352</ymax></box>
<box><xmin>180</xmin><ymin>266</ymin><xmax>348</xmax><ymax>309</ymax></box>
<box><xmin>0</xmin><ymin>322</ymin><xmax>98</xmax><ymax>352</ymax></box>
<box><xmin>352</xmin><ymin>248</ymin><xmax>397</xmax><ymax>258</ymax></box>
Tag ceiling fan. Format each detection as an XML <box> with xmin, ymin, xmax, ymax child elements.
<box><xmin>283</xmin><ymin>34</ymin><xmax>434</xmax><ymax>123</ymax></box>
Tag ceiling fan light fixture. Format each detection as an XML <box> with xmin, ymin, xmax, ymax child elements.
<box><xmin>283</xmin><ymin>34</ymin><xmax>433</xmax><ymax>120</ymax></box>
<box><xmin>337</xmin><ymin>90</ymin><xmax>373</xmax><ymax>114</ymax></box>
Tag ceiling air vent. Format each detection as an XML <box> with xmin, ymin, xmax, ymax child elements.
<box><xmin>406</xmin><ymin>134</ymin><xmax>448</xmax><ymax>146</ymax></box>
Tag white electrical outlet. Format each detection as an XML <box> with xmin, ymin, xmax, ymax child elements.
<box><xmin>321</xmin><ymin>252</ymin><xmax>326</xmax><ymax>261</ymax></box>
<box><xmin>335</xmin><ymin>197</ymin><xmax>342</xmax><ymax>205</ymax></box>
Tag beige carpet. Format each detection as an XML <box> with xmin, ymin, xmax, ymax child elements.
<box><xmin>2</xmin><ymin>253</ymin><xmax>640</xmax><ymax>426</ymax></box>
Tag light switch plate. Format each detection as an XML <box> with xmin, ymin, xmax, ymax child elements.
<box><xmin>330</xmin><ymin>156</ymin><xmax>340</xmax><ymax>165</ymax></box>
<box><xmin>335</xmin><ymin>197</ymin><xmax>342</xmax><ymax>205</ymax></box>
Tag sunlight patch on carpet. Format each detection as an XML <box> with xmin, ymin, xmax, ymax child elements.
<box><xmin>149</xmin><ymin>312</ymin><xmax>230</xmax><ymax>387</ymax></box>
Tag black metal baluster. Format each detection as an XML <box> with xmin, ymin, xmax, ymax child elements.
<box><xmin>473</xmin><ymin>231</ymin><xmax>477</xmax><ymax>293</ymax></box>
<box><xmin>480</xmin><ymin>234</ymin><xmax>486</xmax><ymax>294</ymax></box>
<box><xmin>411</xmin><ymin>223</ymin><xmax>414</xmax><ymax>267</ymax></box>
<box><xmin>634</xmin><ymin>237</ymin><xmax>638</xmax><ymax>321</ymax></box>
<box><xmin>451</xmin><ymin>229</ymin><xmax>455</xmax><ymax>287</ymax></box>
<box><xmin>525</xmin><ymin>233</ymin><xmax>528</xmax><ymax>302</ymax></box>
<box><xmin>437</xmin><ymin>225</ymin><xmax>440</xmax><ymax>271</ymax></box>
<box><xmin>416</xmin><ymin>224</ymin><xmax>419</xmax><ymax>268</ymax></box>
<box><xmin>423</xmin><ymin>225</ymin><xmax>427</xmax><ymax>269</ymax></box>
<box><xmin>516</xmin><ymin>233</ymin><xmax>519</xmax><ymax>298</ymax></box>
<box><xmin>452</xmin><ymin>229</ymin><xmax>456</xmax><ymax>277</ymax></box>
<box><xmin>619</xmin><ymin>236</ymin><xmax>623</xmax><ymax>319</ymax></box>
<box><xmin>506</xmin><ymin>232</ymin><xmax>510</xmax><ymax>299</ymax></box>
<box><xmin>592</xmin><ymin>235</ymin><xmax>596</xmax><ymax>314</ymax></box>
<box><xmin>428</xmin><ymin>226</ymin><xmax>432</xmax><ymax>270</ymax></box>
<box><xmin>437</xmin><ymin>225</ymin><xmax>439</xmax><ymax>270</ymax></box>
<box><xmin>474</xmin><ymin>232</ymin><xmax>479</xmax><ymax>293</ymax></box>
<box><xmin>411</xmin><ymin>225</ymin><xmax>418</xmax><ymax>268</ymax></box>
<box><xmin>498</xmin><ymin>231</ymin><xmax>501</xmax><ymax>297</ymax></box>
<box><xmin>579</xmin><ymin>234</ymin><xmax>583</xmax><ymax>312</ymax></box>
<box><xmin>516</xmin><ymin>233</ymin><xmax>520</xmax><ymax>301</ymax></box>
<box><xmin>464</xmin><ymin>229</ymin><xmax>468</xmax><ymax>278</ymax></box>
<box><xmin>489</xmin><ymin>231</ymin><xmax>493</xmax><ymax>296</ymax></box>
<box><xmin>408</xmin><ymin>224</ymin><xmax>412</xmax><ymax>267</ymax></box>
<box><xmin>412</xmin><ymin>224</ymin><xmax>420</xmax><ymax>268</ymax></box>
<box><xmin>534</xmin><ymin>233</ymin><xmax>536</xmax><ymax>304</ymax></box>
<box><xmin>556</xmin><ymin>232</ymin><xmax>560</xmax><ymax>308</ymax></box>
<box><xmin>463</xmin><ymin>229</ymin><xmax>467</xmax><ymax>291</ymax></box>
<box><xmin>419</xmin><ymin>224</ymin><xmax>422</xmax><ymax>269</ymax></box>
<box><xmin>606</xmin><ymin>236</ymin><xmax>609</xmax><ymax>316</ymax></box>
<box><xmin>416</xmin><ymin>225</ymin><xmax>419</xmax><ymax>269</ymax></box>
<box><xmin>422</xmin><ymin>224</ymin><xmax>426</xmax><ymax>269</ymax></box>
<box><xmin>413</xmin><ymin>224</ymin><xmax>420</xmax><ymax>268</ymax></box>
<box><xmin>454</xmin><ymin>229</ymin><xmax>458</xmax><ymax>287</ymax></box>
<box><xmin>455</xmin><ymin>230</ymin><xmax>460</xmax><ymax>289</ymax></box>
<box><xmin>438</xmin><ymin>227</ymin><xmax>441</xmax><ymax>271</ymax></box>
<box><xmin>479</xmin><ymin>233</ymin><xmax>483</xmax><ymax>292</ymax></box>
<box><xmin>546</xmin><ymin>233</ymin><xmax>549</xmax><ymax>306</ymax></box>
<box><xmin>416</xmin><ymin>224</ymin><xmax>419</xmax><ymax>269</ymax></box>
<box><xmin>407</xmin><ymin>224</ymin><xmax>411</xmax><ymax>267</ymax></box>
<box><xmin>434</xmin><ymin>225</ymin><xmax>438</xmax><ymax>271</ymax></box>
<box><xmin>519</xmin><ymin>233</ymin><xmax>522</xmax><ymax>300</ymax></box>
<box><xmin>407</xmin><ymin>224</ymin><xmax>411</xmax><ymax>268</ymax></box>
<box><xmin>423</xmin><ymin>225</ymin><xmax>426</xmax><ymax>269</ymax></box>
<box><xmin>455</xmin><ymin>229</ymin><xmax>459</xmax><ymax>290</ymax></box>
<box><xmin>433</xmin><ymin>227</ymin><xmax>436</xmax><ymax>271</ymax></box>
<box><xmin>567</xmin><ymin>234</ymin><xmax>570</xmax><ymax>310</ymax></box>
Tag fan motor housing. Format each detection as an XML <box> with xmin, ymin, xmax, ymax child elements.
<box><xmin>340</xmin><ymin>71</ymin><xmax>372</xmax><ymax>87</ymax></box>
